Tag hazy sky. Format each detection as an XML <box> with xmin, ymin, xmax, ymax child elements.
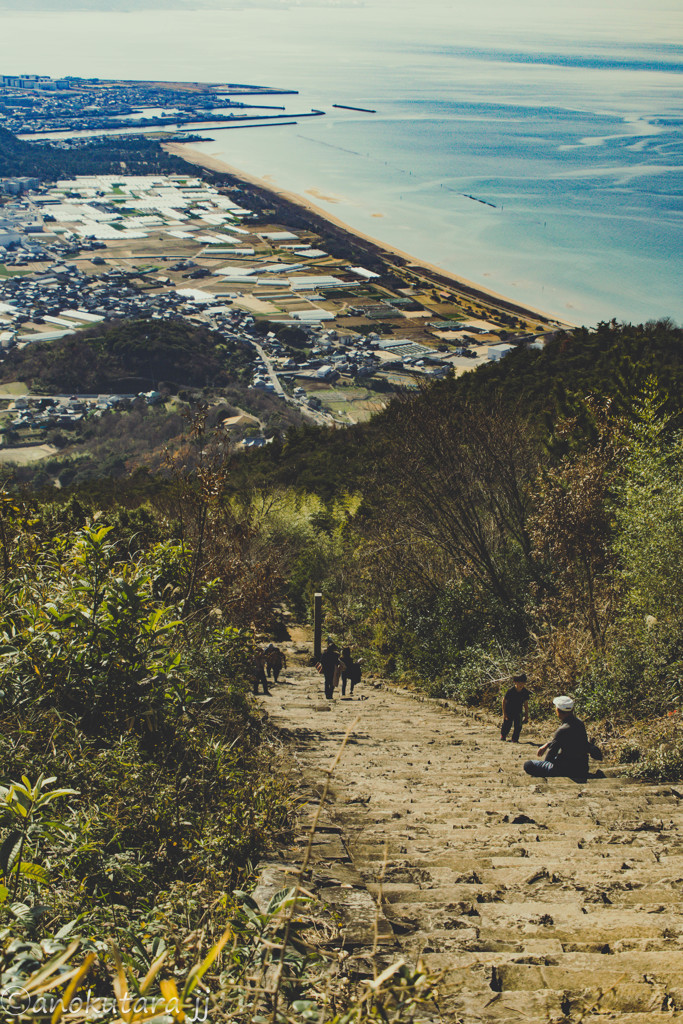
<box><xmin>0</xmin><ymin>0</ymin><xmax>680</xmax><ymax>45</ymax></box>
<box><xmin>0</xmin><ymin>1</ymin><xmax>679</xmax><ymax>95</ymax></box>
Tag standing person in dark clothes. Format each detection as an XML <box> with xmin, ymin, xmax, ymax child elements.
<box><xmin>340</xmin><ymin>646</ymin><xmax>352</xmax><ymax>697</ymax></box>
<box><xmin>340</xmin><ymin>646</ymin><xmax>362</xmax><ymax>697</ymax></box>
<box><xmin>318</xmin><ymin>640</ymin><xmax>340</xmax><ymax>700</ymax></box>
<box><xmin>349</xmin><ymin>657</ymin><xmax>362</xmax><ymax>696</ymax></box>
<box><xmin>252</xmin><ymin>647</ymin><xmax>270</xmax><ymax>696</ymax></box>
<box><xmin>501</xmin><ymin>672</ymin><xmax>530</xmax><ymax>742</ymax></box>
<box><xmin>524</xmin><ymin>696</ymin><xmax>589</xmax><ymax>779</ymax></box>
<box><xmin>265</xmin><ymin>645</ymin><xmax>287</xmax><ymax>684</ymax></box>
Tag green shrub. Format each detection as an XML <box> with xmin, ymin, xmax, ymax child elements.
<box><xmin>627</xmin><ymin>735</ymin><xmax>683</xmax><ymax>781</ymax></box>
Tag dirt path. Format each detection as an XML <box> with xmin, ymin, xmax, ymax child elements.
<box><xmin>265</xmin><ymin>649</ymin><xmax>683</xmax><ymax>1023</ymax></box>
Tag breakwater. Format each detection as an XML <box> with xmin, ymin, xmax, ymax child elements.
<box><xmin>333</xmin><ymin>103</ymin><xmax>377</xmax><ymax>114</ymax></box>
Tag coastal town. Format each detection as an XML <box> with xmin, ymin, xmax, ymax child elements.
<box><xmin>0</xmin><ymin>71</ymin><xmax>563</xmax><ymax>469</ymax></box>
<box><xmin>0</xmin><ymin>168</ymin><xmax>557</xmax><ymax>464</ymax></box>
<box><xmin>0</xmin><ymin>73</ymin><xmax>306</xmax><ymax>136</ymax></box>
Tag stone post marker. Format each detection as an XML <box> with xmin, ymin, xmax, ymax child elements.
<box><xmin>313</xmin><ymin>592</ymin><xmax>323</xmax><ymax>661</ymax></box>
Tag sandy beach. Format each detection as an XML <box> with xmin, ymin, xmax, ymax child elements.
<box><xmin>163</xmin><ymin>143</ymin><xmax>572</xmax><ymax>327</ymax></box>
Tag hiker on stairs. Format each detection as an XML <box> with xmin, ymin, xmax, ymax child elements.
<box><xmin>264</xmin><ymin>644</ymin><xmax>287</xmax><ymax>684</ymax></box>
<box><xmin>523</xmin><ymin>695</ymin><xmax>588</xmax><ymax>780</ymax></box>
<box><xmin>318</xmin><ymin>639</ymin><xmax>340</xmax><ymax>700</ymax></box>
<box><xmin>252</xmin><ymin>647</ymin><xmax>271</xmax><ymax>696</ymax></box>
<box><xmin>500</xmin><ymin>672</ymin><xmax>530</xmax><ymax>742</ymax></box>
<box><xmin>340</xmin><ymin>645</ymin><xmax>362</xmax><ymax>697</ymax></box>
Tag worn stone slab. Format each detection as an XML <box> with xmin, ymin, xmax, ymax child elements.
<box><xmin>260</xmin><ymin>654</ymin><xmax>683</xmax><ymax>1022</ymax></box>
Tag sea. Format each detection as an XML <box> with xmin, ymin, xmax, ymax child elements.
<box><xmin>1</xmin><ymin>0</ymin><xmax>682</xmax><ymax>326</ymax></box>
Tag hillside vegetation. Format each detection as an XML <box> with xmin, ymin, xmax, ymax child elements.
<box><xmin>0</xmin><ymin>452</ymin><xmax>440</xmax><ymax>1020</ymax></box>
<box><xmin>1</xmin><ymin>318</ymin><xmax>253</xmax><ymax>393</ymax></box>
<box><xmin>25</xmin><ymin>319</ymin><xmax>683</xmax><ymax>767</ymax></box>
<box><xmin>2</xmin><ymin>316</ymin><xmax>683</xmax><ymax>1017</ymax></box>
<box><xmin>235</xmin><ymin>318</ymin><xmax>683</xmax><ymax>495</ymax></box>
<box><xmin>213</xmin><ymin>320</ymin><xmax>683</xmax><ymax>773</ymax></box>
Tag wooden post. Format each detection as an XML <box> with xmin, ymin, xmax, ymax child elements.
<box><xmin>313</xmin><ymin>592</ymin><xmax>323</xmax><ymax>662</ymax></box>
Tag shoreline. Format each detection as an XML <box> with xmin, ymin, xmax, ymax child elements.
<box><xmin>163</xmin><ymin>142</ymin><xmax>575</xmax><ymax>328</ymax></box>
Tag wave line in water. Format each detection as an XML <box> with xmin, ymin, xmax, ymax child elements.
<box><xmin>296</xmin><ymin>134</ymin><xmax>364</xmax><ymax>157</ymax></box>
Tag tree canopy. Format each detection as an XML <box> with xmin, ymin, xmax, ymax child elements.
<box><xmin>1</xmin><ymin>318</ymin><xmax>253</xmax><ymax>393</ymax></box>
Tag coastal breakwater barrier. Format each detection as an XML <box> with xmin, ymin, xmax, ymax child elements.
<box><xmin>332</xmin><ymin>103</ymin><xmax>377</xmax><ymax>114</ymax></box>
<box><xmin>22</xmin><ymin>109</ymin><xmax>326</xmax><ymax>138</ymax></box>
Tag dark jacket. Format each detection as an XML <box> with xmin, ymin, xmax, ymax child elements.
<box><xmin>319</xmin><ymin>646</ymin><xmax>339</xmax><ymax>677</ymax></box>
<box><xmin>546</xmin><ymin>714</ymin><xmax>589</xmax><ymax>777</ymax></box>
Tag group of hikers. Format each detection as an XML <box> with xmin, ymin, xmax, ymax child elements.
<box><xmin>317</xmin><ymin>639</ymin><xmax>363</xmax><ymax>699</ymax></box>
<box><xmin>252</xmin><ymin>643</ymin><xmax>287</xmax><ymax>696</ymax></box>
<box><xmin>253</xmin><ymin>638</ymin><xmax>599</xmax><ymax>780</ymax></box>
<box><xmin>251</xmin><ymin>637</ymin><xmax>363</xmax><ymax>701</ymax></box>
<box><xmin>501</xmin><ymin>671</ymin><xmax>602</xmax><ymax>780</ymax></box>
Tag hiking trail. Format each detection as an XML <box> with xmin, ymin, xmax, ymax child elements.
<box><xmin>262</xmin><ymin>645</ymin><xmax>683</xmax><ymax>1023</ymax></box>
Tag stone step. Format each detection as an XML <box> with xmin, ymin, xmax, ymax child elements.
<box><xmin>581</xmin><ymin>1014</ymin><xmax>683</xmax><ymax>1023</ymax></box>
<box><xmin>269</xmin><ymin>659</ymin><xmax>683</xmax><ymax>1021</ymax></box>
<box><xmin>472</xmin><ymin>927</ymin><xmax>683</xmax><ymax>952</ymax></box>
<box><xmin>489</xmin><ymin>962</ymin><xmax>683</xmax><ymax>993</ymax></box>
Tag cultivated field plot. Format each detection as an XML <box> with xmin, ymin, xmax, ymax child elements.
<box><xmin>301</xmin><ymin>384</ymin><xmax>389</xmax><ymax>422</ymax></box>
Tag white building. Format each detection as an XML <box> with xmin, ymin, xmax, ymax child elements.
<box><xmin>487</xmin><ymin>343</ymin><xmax>514</xmax><ymax>361</ymax></box>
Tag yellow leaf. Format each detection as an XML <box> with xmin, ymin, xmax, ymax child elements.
<box><xmin>182</xmin><ymin>924</ymin><xmax>233</xmax><ymax>999</ymax></box>
<box><xmin>51</xmin><ymin>952</ymin><xmax>96</xmax><ymax>1024</ymax></box>
<box><xmin>139</xmin><ymin>951</ymin><xmax>168</xmax><ymax>996</ymax></box>
<box><xmin>111</xmin><ymin>946</ymin><xmax>132</xmax><ymax>1024</ymax></box>
<box><xmin>160</xmin><ymin>978</ymin><xmax>185</xmax><ymax>1022</ymax></box>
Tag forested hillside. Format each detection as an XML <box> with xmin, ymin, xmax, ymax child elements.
<box><xmin>2</xmin><ymin>316</ymin><xmax>683</xmax><ymax>1018</ymax></box>
<box><xmin>1</xmin><ymin>318</ymin><xmax>253</xmax><ymax>393</ymax></box>
<box><xmin>211</xmin><ymin>320</ymin><xmax>683</xmax><ymax>775</ymax></box>
<box><xmin>0</xmin><ymin>126</ymin><xmax>196</xmax><ymax>180</ymax></box>
<box><xmin>237</xmin><ymin>319</ymin><xmax>683</xmax><ymax>495</ymax></box>
<box><xmin>27</xmin><ymin>318</ymin><xmax>682</xmax><ymax>759</ymax></box>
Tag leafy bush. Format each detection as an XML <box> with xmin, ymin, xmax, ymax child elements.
<box><xmin>0</xmin><ymin>885</ymin><xmax>437</xmax><ymax>1023</ymax></box>
<box><xmin>627</xmin><ymin>735</ymin><xmax>683</xmax><ymax>781</ymax></box>
<box><xmin>0</xmin><ymin>500</ymin><xmax>292</xmax><ymax>976</ymax></box>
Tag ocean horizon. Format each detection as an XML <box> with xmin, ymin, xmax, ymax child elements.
<box><xmin>1</xmin><ymin>1</ymin><xmax>681</xmax><ymax>326</ymax></box>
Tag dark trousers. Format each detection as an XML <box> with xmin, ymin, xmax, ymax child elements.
<box><xmin>341</xmin><ymin>672</ymin><xmax>354</xmax><ymax>696</ymax></box>
<box><xmin>324</xmin><ymin>672</ymin><xmax>335</xmax><ymax>699</ymax></box>
<box><xmin>501</xmin><ymin>713</ymin><xmax>523</xmax><ymax>741</ymax></box>
<box><xmin>524</xmin><ymin>759</ymin><xmax>588</xmax><ymax>781</ymax></box>
<box><xmin>523</xmin><ymin>759</ymin><xmax>557</xmax><ymax>777</ymax></box>
<box><xmin>253</xmin><ymin>671</ymin><xmax>270</xmax><ymax>695</ymax></box>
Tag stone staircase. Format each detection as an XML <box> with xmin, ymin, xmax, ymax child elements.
<box><xmin>265</xmin><ymin>655</ymin><xmax>683</xmax><ymax>1023</ymax></box>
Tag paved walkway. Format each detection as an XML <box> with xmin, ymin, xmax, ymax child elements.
<box><xmin>266</xmin><ymin>653</ymin><xmax>683</xmax><ymax>1023</ymax></box>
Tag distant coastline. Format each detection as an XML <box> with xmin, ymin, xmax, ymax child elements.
<box><xmin>163</xmin><ymin>142</ymin><xmax>573</xmax><ymax>327</ymax></box>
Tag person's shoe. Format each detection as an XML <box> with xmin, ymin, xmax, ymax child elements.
<box><xmin>511</xmin><ymin>738</ymin><xmax>519</xmax><ymax>743</ymax></box>
<box><xmin>500</xmin><ymin>735</ymin><xmax>506</xmax><ymax>741</ymax></box>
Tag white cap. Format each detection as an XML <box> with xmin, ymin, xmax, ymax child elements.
<box><xmin>553</xmin><ymin>695</ymin><xmax>574</xmax><ymax>712</ymax></box>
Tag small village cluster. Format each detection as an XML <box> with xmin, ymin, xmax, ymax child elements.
<box><xmin>0</xmin><ymin>74</ymin><xmax>292</xmax><ymax>136</ymax></box>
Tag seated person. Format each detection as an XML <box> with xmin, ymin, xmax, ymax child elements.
<box><xmin>524</xmin><ymin>695</ymin><xmax>588</xmax><ymax>780</ymax></box>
